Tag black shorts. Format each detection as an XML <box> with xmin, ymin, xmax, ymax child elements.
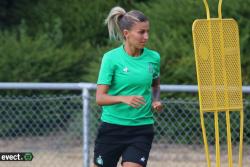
<box><xmin>94</xmin><ymin>122</ymin><xmax>154</xmax><ymax>167</ymax></box>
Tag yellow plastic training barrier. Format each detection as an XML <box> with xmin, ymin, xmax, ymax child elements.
<box><xmin>192</xmin><ymin>0</ymin><xmax>244</xmax><ymax>167</ymax></box>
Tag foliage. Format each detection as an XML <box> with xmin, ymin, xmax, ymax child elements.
<box><xmin>0</xmin><ymin>0</ymin><xmax>249</xmax><ymax>84</ymax></box>
<box><xmin>0</xmin><ymin>21</ymin><xmax>96</xmax><ymax>82</ymax></box>
<box><xmin>137</xmin><ymin>0</ymin><xmax>250</xmax><ymax>84</ymax></box>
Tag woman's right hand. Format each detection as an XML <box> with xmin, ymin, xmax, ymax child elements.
<box><xmin>121</xmin><ymin>96</ymin><xmax>146</xmax><ymax>108</ymax></box>
<box><xmin>96</xmin><ymin>85</ymin><xmax>146</xmax><ymax>107</ymax></box>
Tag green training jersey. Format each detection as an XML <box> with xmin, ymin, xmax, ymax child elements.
<box><xmin>97</xmin><ymin>45</ymin><xmax>160</xmax><ymax>126</ymax></box>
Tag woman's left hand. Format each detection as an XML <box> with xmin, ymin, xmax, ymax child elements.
<box><xmin>152</xmin><ymin>101</ymin><xmax>163</xmax><ymax>112</ymax></box>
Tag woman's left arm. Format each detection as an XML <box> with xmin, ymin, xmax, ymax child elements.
<box><xmin>152</xmin><ymin>77</ymin><xmax>163</xmax><ymax>112</ymax></box>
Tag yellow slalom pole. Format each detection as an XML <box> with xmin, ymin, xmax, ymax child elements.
<box><xmin>203</xmin><ymin>0</ymin><xmax>211</xmax><ymax>19</ymax></box>
<box><xmin>203</xmin><ymin>1</ymin><xmax>220</xmax><ymax>166</ymax></box>
<box><xmin>218</xmin><ymin>0</ymin><xmax>223</xmax><ymax>19</ymax></box>
<box><xmin>214</xmin><ymin>111</ymin><xmax>221</xmax><ymax>167</ymax></box>
<box><xmin>238</xmin><ymin>109</ymin><xmax>244</xmax><ymax>167</ymax></box>
<box><xmin>200</xmin><ymin>111</ymin><xmax>211</xmax><ymax>167</ymax></box>
<box><xmin>226</xmin><ymin>110</ymin><xmax>233</xmax><ymax>167</ymax></box>
<box><xmin>217</xmin><ymin>1</ymin><xmax>233</xmax><ymax>165</ymax></box>
<box><xmin>204</xmin><ymin>1</ymin><xmax>221</xmax><ymax>165</ymax></box>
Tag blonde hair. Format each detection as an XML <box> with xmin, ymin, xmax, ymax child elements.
<box><xmin>105</xmin><ymin>6</ymin><xmax>148</xmax><ymax>41</ymax></box>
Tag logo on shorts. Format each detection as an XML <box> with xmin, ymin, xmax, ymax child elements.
<box><xmin>140</xmin><ymin>156</ymin><xmax>145</xmax><ymax>162</ymax></box>
<box><xmin>96</xmin><ymin>155</ymin><xmax>103</xmax><ymax>165</ymax></box>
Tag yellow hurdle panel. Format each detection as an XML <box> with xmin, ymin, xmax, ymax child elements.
<box><xmin>192</xmin><ymin>0</ymin><xmax>244</xmax><ymax>167</ymax></box>
<box><xmin>193</xmin><ymin>18</ymin><xmax>243</xmax><ymax>111</ymax></box>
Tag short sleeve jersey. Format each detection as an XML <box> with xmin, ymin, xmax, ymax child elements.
<box><xmin>97</xmin><ymin>45</ymin><xmax>160</xmax><ymax>126</ymax></box>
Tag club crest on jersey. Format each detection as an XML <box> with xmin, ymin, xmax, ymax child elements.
<box><xmin>148</xmin><ymin>63</ymin><xmax>153</xmax><ymax>73</ymax></box>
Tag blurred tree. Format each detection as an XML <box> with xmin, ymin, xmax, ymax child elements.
<box><xmin>136</xmin><ymin>0</ymin><xmax>250</xmax><ymax>84</ymax></box>
<box><xmin>0</xmin><ymin>23</ymin><xmax>95</xmax><ymax>82</ymax></box>
<box><xmin>0</xmin><ymin>0</ymin><xmax>249</xmax><ymax>84</ymax></box>
<box><xmin>1</xmin><ymin>0</ymin><xmax>149</xmax><ymax>46</ymax></box>
<box><xmin>0</xmin><ymin>0</ymin><xmax>147</xmax><ymax>82</ymax></box>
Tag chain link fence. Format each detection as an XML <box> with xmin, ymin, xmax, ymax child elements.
<box><xmin>0</xmin><ymin>84</ymin><xmax>249</xmax><ymax>167</ymax></box>
<box><xmin>0</xmin><ymin>94</ymin><xmax>83</xmax><ymax>167</ymax></box>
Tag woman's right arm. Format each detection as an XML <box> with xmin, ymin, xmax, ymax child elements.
<box><xmin>96</xmin><ymin>85</ymin><xmax>145</xmax><ymax>108</ymax></box>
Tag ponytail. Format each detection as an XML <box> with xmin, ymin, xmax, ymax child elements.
<box><xmin>104</xmin><ymin>6</ymin><xmax>126</xmax><ymax>41</ymax></box>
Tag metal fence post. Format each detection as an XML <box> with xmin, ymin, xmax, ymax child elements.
<box><xmin>82</xmin><ymin>88</ymin><xmax>90</xmax><ymax>167</ymax></box>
